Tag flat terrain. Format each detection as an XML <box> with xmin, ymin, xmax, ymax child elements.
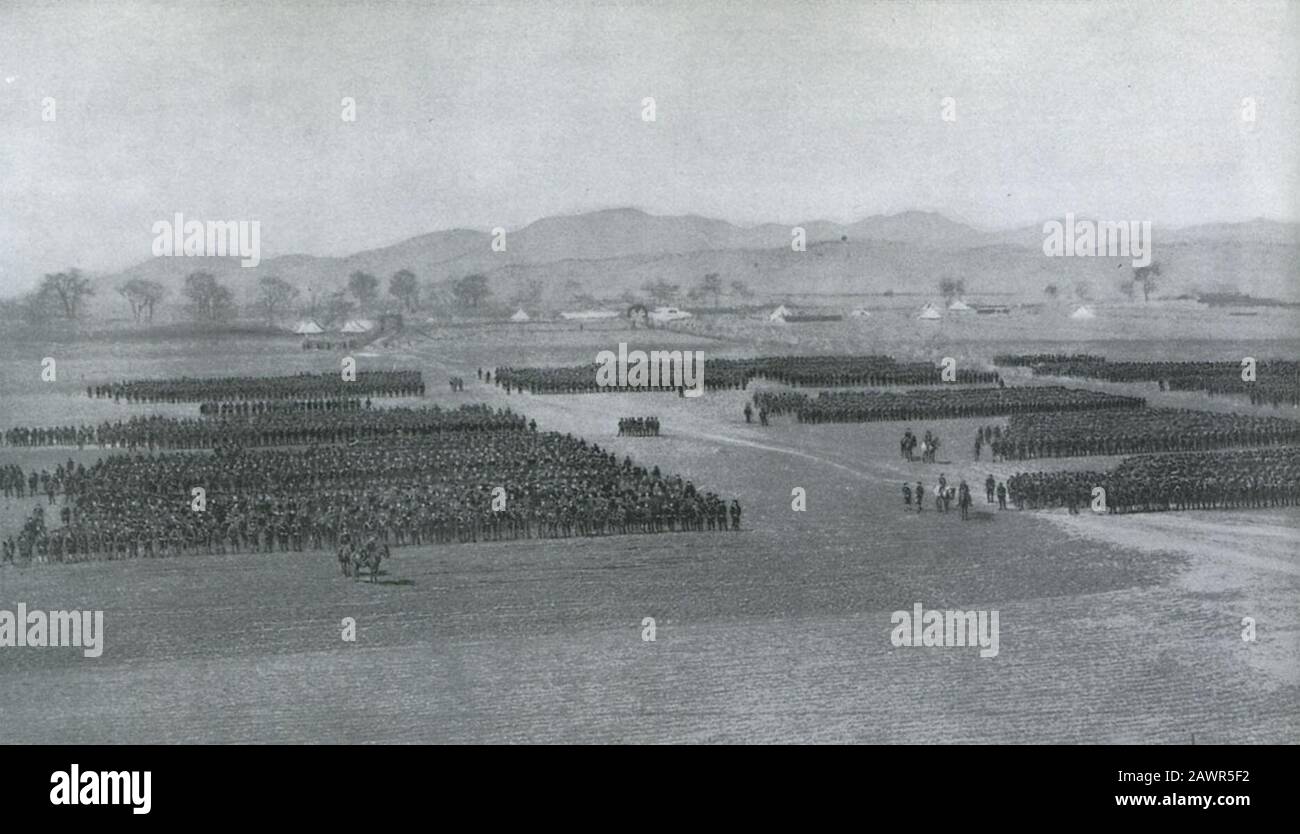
<box><xmin>0</xmin><ymin>325</ymin><xmax>1297</xmax><ymax>743</ymax></box>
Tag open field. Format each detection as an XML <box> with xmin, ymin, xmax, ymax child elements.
<box><xmin>1</xmin><ymin>324</ymin><xmax>1298</xmax><ymax>743</ymax></box>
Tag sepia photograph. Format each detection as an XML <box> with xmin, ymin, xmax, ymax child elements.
<box><xmin>0</xmin><ymin>0</ymin><xmax>1296</xmax><ymax>789</ymax></box>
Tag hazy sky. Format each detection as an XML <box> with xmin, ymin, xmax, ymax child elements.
<box><xmin>1</xmin><ymin>0</ymin><xmax>1296</xmax><ymax>293</ymax></box>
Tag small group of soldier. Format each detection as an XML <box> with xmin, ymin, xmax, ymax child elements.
<box><xmin>618</xmin><ymin>417</ymin><xmax>660</xmax><ymax>436</ymax></box>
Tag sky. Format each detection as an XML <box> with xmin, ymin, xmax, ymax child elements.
<box><xmin>0</xmin><ymin>0</ymin><xmax>1296</xmax><ymax>294</ymax></box>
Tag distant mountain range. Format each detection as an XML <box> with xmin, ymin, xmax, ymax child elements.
<box><xmin>65</xmin><ymin>209</ymin><xmax>1300</xmax><ymax>317</ymax></box>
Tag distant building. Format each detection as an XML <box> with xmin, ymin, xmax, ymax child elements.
<box><xmin>768</xmin><ymin>304</ymin><xmax>791</xmax><ymax>323</ymax></box>
<box><xmin>1070</xmin><ymin>305</ymin><xmax>1096</xmax><ymax>320</ymax></box>
<box><xmin>510</xmin><ymin>308</ymin><xmax>531</xmax><ymax>322</ymax></box>
<box><xmin>947</xmin><ymin>299</ymin><xmax>973</xmax><ymax>312</ymax></box>
<box><xmin>293</xmin><ymin>319</ymin><xmax>324</xmax><ymax>335</ymax></box>
<box><xmin>850</xmin><ymin>307</ymin><xmax>872</xmax><ymax>318</ymax></box>
<box><xmin>917</xmin><ymin>303</ymin><xmax>942</xmax><ymax>320</ymax></box>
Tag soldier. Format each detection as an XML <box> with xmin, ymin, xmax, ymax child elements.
<box><xmin>985</xmin><ymin>474</ymin><xmax>996</xmax><ymax>504</ymax></box>
<box><xmin>902</xmin><ymin>482</ymin><xmax>912</xmax><ymax>510</ymax></box>
<box><xmin>744</xmin><ymin>403</ymin><xmax>753</xmax><ymax>424</ymax></box>
<box><xmin>915</xmin><ymin>482</ymin><xmax>925</xmax><ymax>512</ymax></box>
<box><xmin>996</xmin><ymin>481</ymin><xmax>1008</xmax><ymax>510</ymax></box>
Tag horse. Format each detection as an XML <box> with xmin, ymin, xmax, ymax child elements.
<box><xmin>350</xmin><ymin>539</ymin><xmax>388</xmax><ymax>583</ymax></box>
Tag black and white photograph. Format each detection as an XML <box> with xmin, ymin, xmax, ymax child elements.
<box><xmin>0</xmin><ymin>0</ymin><xmax>1296</xmax><ymax>781</ymax></box>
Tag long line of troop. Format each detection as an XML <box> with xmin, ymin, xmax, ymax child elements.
<box><xmin>3</xmin><ymin>417</ymin><xmax>741</xmax><ymax>564</ymax></box>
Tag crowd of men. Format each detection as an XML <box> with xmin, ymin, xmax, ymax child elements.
<box><xmin>2</xmin><ymin>405</ymin><xmax>533</xmax><ymax>451</ymax></box>
<box><xmin>618</xmin><ymin>417</ymin><xmax>661</xmax><ymax>436</ymax></box>
<box><xmin>996</xmin><ymin>355</ymin><xmax>1300</xmax><ymax>408</ymax></box>
<box><xmin>978</xmin><ymin>409</ymin><xmax>1300</xmax><ymax>460</ymax></box>
<box><xmin>491</xmin><ymin>354</ymin><xmax>1001</xmax><ymax>395</ymax></box>
<box><xmin>992</xmin><ymin>353</ymin><xmax>1106</xmax><ymax>368</ymax></box>
<box><xmin>86</xmin><ymin>370</ymin><xmax>425</xmax><ymax>403</ymax></box>
<box><xmin>2</xmin><ymin>406</ymin><xmax>739</xmax><ymax>565</ymax></box>
<box><xmin>751</xmin><ymin>386</ymin><xmax>1145</xmax><ymax>424</ymax></box>
<box><xmin>199</xmin><ymin>399</ymin><xmax>364</xmax><ymax>416</ymax></box>
<box><xmin>1005</xmin><ymin>447</ymin><xmax>1300</xmax><ymax>513</ymax></box>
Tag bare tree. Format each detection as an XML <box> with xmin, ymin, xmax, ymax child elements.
<box><xmin>256</xmin><ymin>275</ymin><xmax>299</xmax><ymax>325</ymax></box>
<box><xmin>451</xmin><ymin>273</ymin><xmax>492</xmax><ymax>308</ymax></box>
<box><xmin>700</xmin><ymin>272</ymin><xmax>722</xmax><ymax>306</ymax></box>
<box><xmin>40</xmin><ymin>268</ymin><xmax>95</xmax><ymax>320</ymax></box>
<box><xmin>641</xmin><ymin>279</ymin><xmax>680</xmax><ymax>304</ymax></box>
<box><xmin>184</xmin><ymin>271</ymin><xmax>236</xmax><ymax>323</ymax></box>
<box><xmin>388</xmin><ymin>269</ymin><xmax>420</xmax><ymax>313</ymax></box>
<box><xmin>1133</xmin><ymin>261</ymin><xmax>1162</xmax><ymax>303</ymax></box>
<box><xmin>348</xmin><ymin>271</ymin><xmax>380</xmax><ymax>310</ymax></box>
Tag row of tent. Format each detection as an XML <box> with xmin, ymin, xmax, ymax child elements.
<box><xmin>340</xmin><ymin>302</ymin><xmax>1100</xmax><ymax>328</ymax></box>
<box><xmin>915</xmin><ymin>302</ymin><xmax>1096</xmax><ymax>320</ymax></box>
<box><xmin>769</xmin><ymin>301</ymin><xmax>1097</xmax><ymax>322</ymax></box>
<box><xmin>292</xmin><ymin>319</ymin><xmax>375</xmax><ymax>335</ymax></box>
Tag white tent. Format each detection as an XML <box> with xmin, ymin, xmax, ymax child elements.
<box><xmin>947</xmin><ymin>299</ymin><xmax>973</xmax><ymax>312</ymax></box>
<box><xmin>769</xmin><ymin>305</ymin><xmax>791</xmax><ymax>322</ymax></box>
<box><xmin>293</xmin><ymin>319</ymin><xmax>324</xmax><ymax>335</ymax></box>
<box><xmin>917</xmin><ymin>303</ymin><xmax>942</xmax><ymax>320</ymax></box>
<box><xmin>1070</xmin><ymin>305</ymin><xmax>1096</xmax><ymax>320</ymax></box>
<box><xmin>850</xmin><ymin>307</ymin><xmax>872</xmax><ymax>318</ymax></box>
<box><xmin>340</xmin><ymin>318</ymin><xmax>374</xmax><ymax>334</ymax></box>
<box><xmin>510</xmin><ymin>308</ymin><xmax>531</xmax><ymax>322</ymax></box>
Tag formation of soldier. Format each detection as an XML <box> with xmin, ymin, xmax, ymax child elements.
<box><xmin>449</xmin><ymin>376</ymin><xmax>467</xmax><ymax>392</ymax></box>
<box><xmin>978</xmin><ymin>409</ymin><xmax>1300</xmax><ymax>461</ymax></box>
<box><xmin>3</xmin><ymin>405</ymin><xmax>528</xmax><ymax>451</ymax></box>
<box><xmin>997</xmin><ymin>355</ymin><xmax>1300</xmax><ymax>409</ymax></box>
<box><xmin>86</xmin><ymin>370</ymin><xmax>425</xmax><ymax>403</ymax></box>
<box><xmin>492</xmin><ymin>354</ymin><xmax>1001</xmax><ymax>395</ymax></box>
<box><xmin>2</xmin><ymin>409</ymin><xmax>739</xmax><ymax>564</ymax></box>
<box><xmin>199</xmin><ymin>398</ymin><xmax>365</xmax><ymax>416</ymax></box>
<box><xmin>1006</xmin><ymin>447</ymin><xmax>1300</xmax><ymax>513</ymax></box>
<box><xmin>618</xmin><ymin>417</ymin><xmax>661</xmax><ymax>436</ymax></box>
<box><xmin>752</xmin><ymin>386</ymin><xmax>1144</xmax><ymax>424</ymax></box>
